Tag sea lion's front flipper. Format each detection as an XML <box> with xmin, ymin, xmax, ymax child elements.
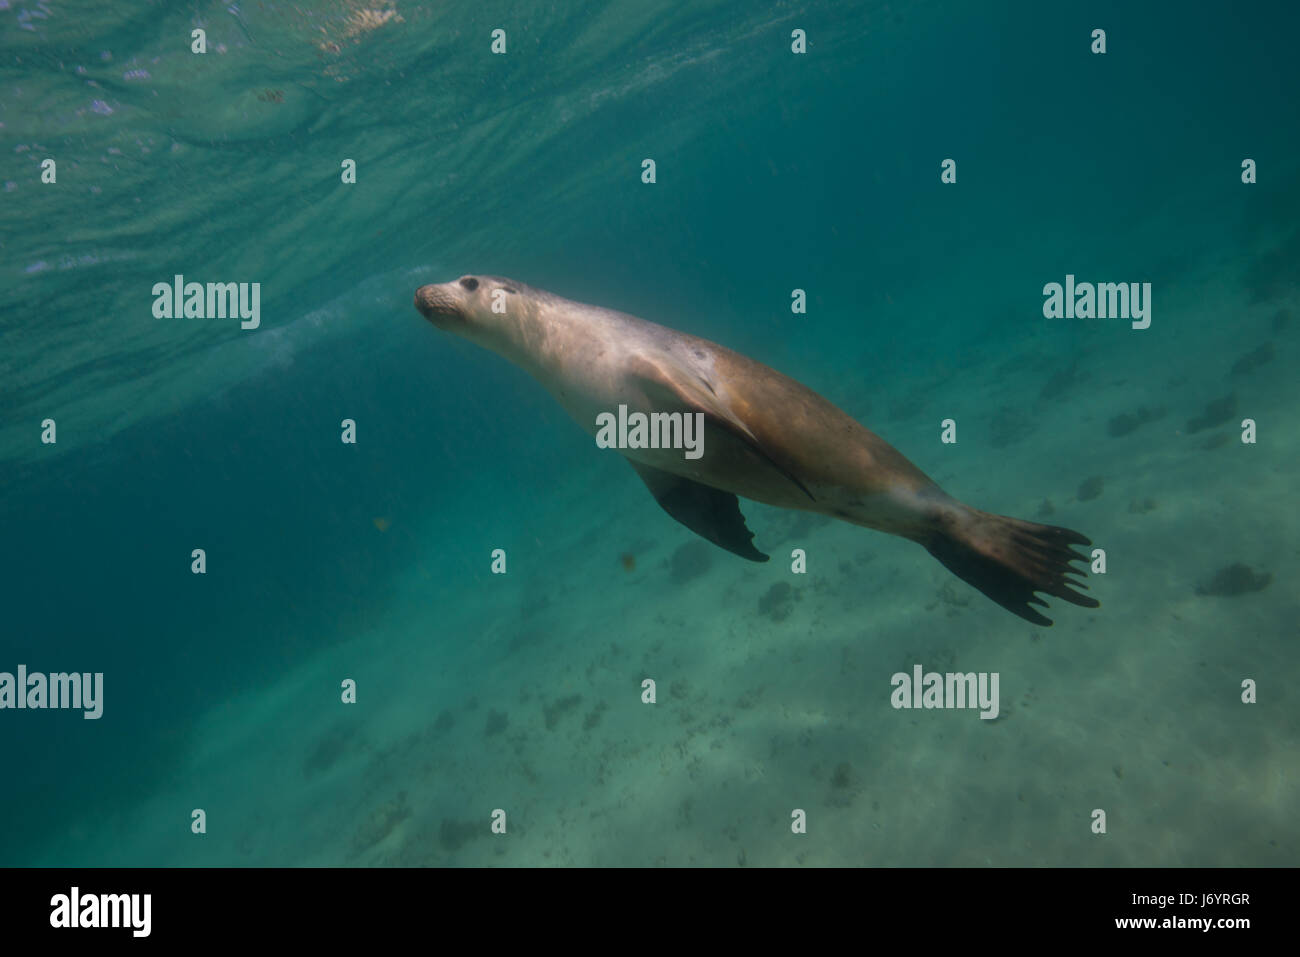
<box><xmin>625</xmin><ymin>355</ymin><xmax>815</xmax><ymax>502</ymax></box>
<box><xmin>629</xmin><ymin>461</ymin><xmax>769</xmax><ymax>562</ymax></box>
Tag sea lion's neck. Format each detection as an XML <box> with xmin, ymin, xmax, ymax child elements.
<box><xmin>481</xmin><ymin>295</ymin><xmax>628</xmax><ymax>383</ymax></box>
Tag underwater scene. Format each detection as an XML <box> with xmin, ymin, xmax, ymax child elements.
<box><xmin>1</xmin><ymin>0</ymin><xmax>1296</xmax><ymax>867</ymax></box>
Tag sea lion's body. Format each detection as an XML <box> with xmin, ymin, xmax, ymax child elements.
<box><xmin>415</xmin><ymin>275</ymin><xmax>1098</xmax><ymax>625</ymax></box>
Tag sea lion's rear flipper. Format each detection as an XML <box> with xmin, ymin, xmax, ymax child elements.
<box><xmin>625</xmin><ymin>355</ymin><xmax>815</xmax><ymax>502</ymax></box>
<box><xmin>925</xmin><ymin>508</ymin><xmax>1100</xmax><ymax>626</ymax></box>
<box><xmin>629</xmin><ymin>461</ymin><xmax>769</xmax><ymax>562</ymax></box>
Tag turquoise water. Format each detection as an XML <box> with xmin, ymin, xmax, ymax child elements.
<box><xmin>2</xmin><ymin>0</ymin><xmax>1296</xmax><ymax>866</ymax></box>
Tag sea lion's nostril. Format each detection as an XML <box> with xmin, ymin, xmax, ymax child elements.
<box><xmin>459</xmin><ymin>276</ymin><xmax>479</xmax><ymax>291</ymax></box>
<box><xmin>414</xmin><ymin>285</ymin><xmax>436</xmax><ymax>317</ymax></box>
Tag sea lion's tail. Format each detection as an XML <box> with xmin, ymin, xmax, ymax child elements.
<box><xmin>924</xmin><ymin>507</ymin><xmax>1099</xmax><ymax>626</ymax></box>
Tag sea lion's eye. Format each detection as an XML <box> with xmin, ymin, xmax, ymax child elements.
<box><xmin>501</xmin><ymin>286</ymin><xmax>517</xmax><ymax>294</ymax></box>
<box><xmin>459</xmin><ymin>276</ymin><xmax>479</xmax><ymax>291</ymax></box>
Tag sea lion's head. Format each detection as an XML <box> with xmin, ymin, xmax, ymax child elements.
<box><xmin>414</xmin><ymin>275</ymin><xmax>523</xmax><ymax>340</ymax></box>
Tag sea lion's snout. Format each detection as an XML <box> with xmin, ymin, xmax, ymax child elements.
<box><xmin>414</xmin><ymin>282</ymin><xmax>465</xmax><ymax>325</ymax></box>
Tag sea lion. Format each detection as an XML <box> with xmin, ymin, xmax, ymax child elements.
<box><xmin>414</xmin><ymin>275</ymin><xmax>1099</xmax><ymax>625</ymax></box>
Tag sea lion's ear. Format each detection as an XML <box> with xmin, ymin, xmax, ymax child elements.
<box><xmin>625</xmin><ymin>356</ymin><xmax>815</xmax><ymax>503</ymax></box>
<box><xmin>628</xmin><ymin>461</ymin><xmax>768</xmax><ymax>562</ymax></box>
